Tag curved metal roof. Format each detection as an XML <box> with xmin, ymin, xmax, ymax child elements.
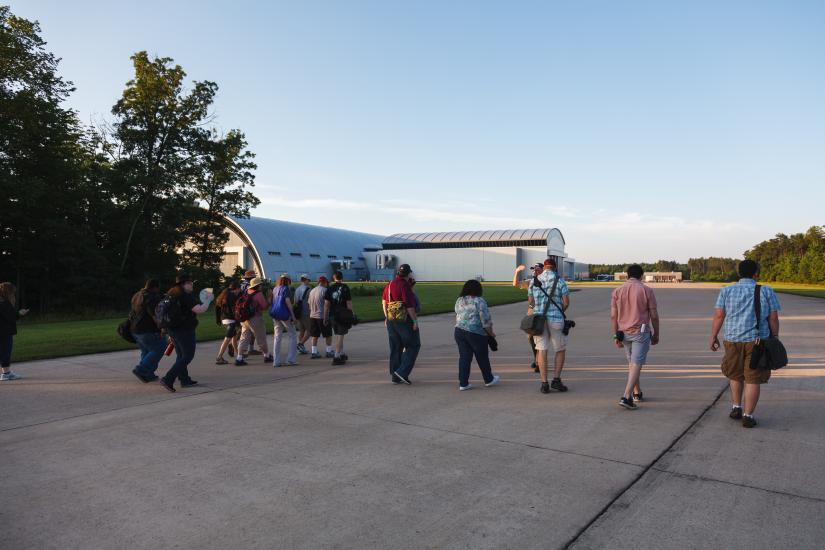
<box><xmin>384</xmin><ymin>228</ymin><xmax>563</xmax><ymax>245</ymax></box>
<box><xmin>226</xmin><ymin>216</ymin><xmax>384</xmax><ymax>279</ymax></box>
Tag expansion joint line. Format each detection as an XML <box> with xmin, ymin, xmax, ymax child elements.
<box><xmin>561</xmin><ymin>383</ymin><xmax>729</xmax><ymax>549</ymax></box>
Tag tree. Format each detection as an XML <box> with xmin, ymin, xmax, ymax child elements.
<box><xmin>107</xmin><ymin>51</ymin><xmax>217</xmax><ymax>275</ymax></box>
<box><xmin>178</xmin><ymin>128</ymin><xmax>259</xmax><ymax>285</ymax></box>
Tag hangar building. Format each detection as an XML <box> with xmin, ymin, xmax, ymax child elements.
<box><xmin>220</xmin><ymin>216</ymin><xmax>587</xmax><ymax>282</ymax></box>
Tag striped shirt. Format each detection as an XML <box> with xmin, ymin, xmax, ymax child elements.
<box><xmin>714</xmin><ymin>278</ymin><xmax>781</xmax><ymax>342</ymax></box>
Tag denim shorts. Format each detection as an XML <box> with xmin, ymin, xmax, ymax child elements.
<box><xmin>624</xmin><ymin>332</ymin><xmax>651</xmax><ymax>366</ymax></box>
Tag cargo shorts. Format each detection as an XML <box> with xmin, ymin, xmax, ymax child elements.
<box><xmin>721</xmin><ymin>341</ymin><xmax>771</xmax><ymax>384</ymax></box>
<box><xmin>533</xmin><ymin>321</ymin><xmax>567</xmax><ymax>352</ymax></box>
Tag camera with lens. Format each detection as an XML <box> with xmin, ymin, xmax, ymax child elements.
<box><xmin>563</xmin><ymin>319</ymin><xmax>576</xmax><ymax>335</ymax></box>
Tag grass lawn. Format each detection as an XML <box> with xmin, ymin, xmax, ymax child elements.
<box><xmin>11</xmin><ymin>283</ymin><xmax>527</xmax><ymax>363</ymax></box>
<box><xmin>767</xmin><ymin>282</ymin><xmax>825</xmax><ymax>299</ymax></box>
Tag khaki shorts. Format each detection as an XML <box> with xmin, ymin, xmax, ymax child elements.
<box><xmin>721</xmin><ymin>341</ymin><xmax>771</xmax><ymax>384</ymax></box>
<box><xmin>533</xmin><ymin>321</ymin><xmax>567</xmax><ymax>352</ymax></box>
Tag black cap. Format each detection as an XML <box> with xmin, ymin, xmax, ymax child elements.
<box><xmin>397</xmin><ymin>264</ymin><xmax>412</xmax><ymax>277</ymax></box>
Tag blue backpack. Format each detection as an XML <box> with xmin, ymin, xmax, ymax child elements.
<box><xmin>269</xmin><ymin>286</ymin><xmax>291</xmax><ymax>321</ymax></box>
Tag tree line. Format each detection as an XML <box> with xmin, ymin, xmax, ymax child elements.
<box><xmin>590</xmin><ymin>226</ymin><xmax>825</xmax><ymax>283</ymax></box>
<box><xmin>0</xmin><ymin>6</ymin><xmax>259</xmax><ymax>314</ymax></box>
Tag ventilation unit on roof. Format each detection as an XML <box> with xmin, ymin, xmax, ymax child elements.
<box><xmin>376</xmin><ymin>254</ymin><xmax>396</xmax><ymax>270</ymax></box>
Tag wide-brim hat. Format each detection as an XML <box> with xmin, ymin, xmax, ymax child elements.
<box><xmin>249</xmin><ymin>277</ymin><xmax>263</xmax><ymax>288</ymax></box>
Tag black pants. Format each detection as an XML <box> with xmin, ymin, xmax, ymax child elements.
<box><xmin>454</xmin><ymin>328</ymin><xmax>493</xmax><ymax>387</ymax></box>
<box><xmin>163</xmin><ymin>328</ymin><xmax>197</xmax><ymax>385</ymax></box>
<box><xmin>0</xmin><ymin>334</ymin><xmax>12</xmax><ymax>368</ymax></box>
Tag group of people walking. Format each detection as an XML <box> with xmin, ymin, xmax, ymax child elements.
<box><xmin>1</xmin><ymin>257</ymin><xmax>782</xmax><ymax>428</ymax></box>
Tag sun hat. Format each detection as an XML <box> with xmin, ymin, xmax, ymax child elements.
<box><xmin>249</xmin><ymin>277</ymin><xmax>263</xmax><ymax>288</ymax></box>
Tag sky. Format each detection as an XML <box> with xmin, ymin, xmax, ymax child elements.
<box><xmin>11</xmin><ymin>0</ymin><xmax>825</xmax><ymax>263</ymax></box>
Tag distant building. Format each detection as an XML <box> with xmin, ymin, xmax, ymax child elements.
<box><xmin>218</xmin><ymin>216</ymin><xmax>584</xmax><ymax>282</ymax></box>
<box><xmin>615</xmin><ymin>271</ymin><xmax>683</xmax><ymax>283</ymax></box>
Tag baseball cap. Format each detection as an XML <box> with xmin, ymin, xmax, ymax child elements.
<box><xmin>299</xmin><ymin>274</ymin><xmax>310</xmax><ymax>281</ymax></box>
<box><xmin>397</xmin><ymin>264</ymin><xmax>412</xmax><ymax>277</ymax></box>
<box><xmin>318</xmin><ymin>275</ymin><xmax>329</xmax><ymax>284</ymax></box>
<box><xmin>532</xmin><ymin>263</ymin><xmax>543</xmax><ymax>270</ymax></box>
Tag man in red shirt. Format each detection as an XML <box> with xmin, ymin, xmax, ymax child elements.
<box><xmin>381</xmin><ymin>264</ymin><xmax>420</xmax><ymax>384</ymax></box>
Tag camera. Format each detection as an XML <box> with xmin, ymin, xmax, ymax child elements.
<box><xmin>562</xmin><ymin>319</ymin><xmax>576</xmax><ymax>335</ymax></box>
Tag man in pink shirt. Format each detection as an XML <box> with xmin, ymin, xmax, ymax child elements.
<box><xmin>611</xmin><ymin>264</ymin><xmax>660</xmax><ymax>409</ymax></box>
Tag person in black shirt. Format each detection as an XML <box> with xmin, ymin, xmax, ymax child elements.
<box><xmin>324</xmin><ymin>271</ymin><xmax>354</xmax><ymax>365</ymax></box>
<box><xmin>130</xmin><ymin>279</ymin><xmax>166</xmax><ymax>383</ymax></box>
<box><xmin>0</xmin><ymin>282</ymin><xmax>29</xmax><ymax>381</ymax></box>
<box><xmin>159</xmin><ymin>273</ymin><xmax>213</xmax><ymax>393</ymax></box>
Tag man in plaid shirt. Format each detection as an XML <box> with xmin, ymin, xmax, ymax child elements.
<box><xmin>710</xmin><ymin>259</ymin><xmax>781</xmax><ymax>428</ymax></box>
<box><xmin>528</xmin><ymin>258</ymin><xmax>571</xmax><ymax>394</ymax></box>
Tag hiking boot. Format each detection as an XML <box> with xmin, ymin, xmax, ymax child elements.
<box><xmin>540</xmin><ymin>381</ymin><xmax>550</xmax><ymax>394</ymax></box>
<box><xmin>729</xmin><ymin>406</ymin><xmax>743</xmax><ymax>420</ymax></box>
<box><xmin>619</xmin><ymin>396</ymin><xmax>637</xmax><ymax>410</ymax></box>
<box><xmin>551</xmin><ymin>378</ymin><xmax>568</xmax><ymax>392</ymax></box>
<box><xmin>332</xmin><ymin>356</ymin><xmax>346</xmax><ymax>366</ymax></box>
<box><xmin>742</xmin><ymin>415</ymin><xmax>757</xmax><ymax>428</ymax></box>
<box><xmin>215</xmin><ymin>357</ymin><xmax>228</xmax><ymax>365</ymax></box>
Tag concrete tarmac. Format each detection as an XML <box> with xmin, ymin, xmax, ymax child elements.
<box><xmin>1</xmin><ymin>287</ymin><xmax>824</xmax><ymax>549</ymax></box>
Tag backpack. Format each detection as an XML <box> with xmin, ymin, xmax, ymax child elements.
<box><xmin>154</xmin><ymin>294</ymin><xmax>184</xmax><ymax>330</ymax></box>
<box><xmin>269</xmin><ymin>286</ymin><xmax>291</xmax><ymax>321</ymax></box>
<box><xmin>234</xmin><ymin>291</ymin><xmax>258</xmax><ymax>322</ymax></box>
<box><xmin>292</xmin><ymin>285</ymin><xmax>309</xmax><ymax>318</ymax></box>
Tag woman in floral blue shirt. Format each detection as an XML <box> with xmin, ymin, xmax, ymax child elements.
<box><xmin>454</xmin><ymin>280</ymin><xmax>501</xmax><ymax>391</ymax></box>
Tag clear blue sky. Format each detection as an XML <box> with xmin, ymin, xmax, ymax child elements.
<box><xmin>13</xmin><ymin>1</ymin><xmax>825</xmax><ymax>263</ymax></box>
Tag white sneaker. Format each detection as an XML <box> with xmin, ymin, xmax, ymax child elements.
<box><xmin>485</xmin><ymin>375</ymin><xmax>501</xmax><ymax>387</ymax></box>
<box><xmin>0</xmin><ymin>372</ymin><xmax>22</xmax><ymax>381</ymax></box>
<box><xmin>459</xmin><ymin>384</ymin><xmax>474</xmax><ymax>391</ymax></box>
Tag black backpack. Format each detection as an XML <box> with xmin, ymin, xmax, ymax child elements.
<box><xmin>154</xmin><ymin>294</ymin><xmax>184</xmax><ymax>330</ymax></box>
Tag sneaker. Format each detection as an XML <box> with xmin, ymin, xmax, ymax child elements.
<box><xmin>332</xmin><ymin>357</ymin><xmax>346</xmax><ymax>366</ymax></box>
<box><xmin>619</xmin><ymin>396</ymin><xmax>637</xmax><ymax>410</ymax></box>
<box><xmin>325</xmin><ymin>351</ymin><xmax>335</xmax><ymax>358</ymax></box>
<box><xmin>742</xmin><ymin>415</ymin><xmax>757</xmax><ymax>428</ymax></box>
<box><xmin>459</xmin><ymin>384</ymin><xmax>474</xmax><ymax>391</ymax></box>
<box><xmin>0</xmin><ymin>371</ymin><xmax>22</xmax><ymax>381</ymax></box>
<box><xmin>227</xmin><ymin>346</ymin><xmax>235</xmax><ymax>358</ymax></box>
<box><xmin>131</xmin><ymin>368</ymin><xmax>150</xmax><ymax>383</ymax></box>
<box><xmin>311</xmin><ymin>352</ymin><xmax>321</xmax><ymax>359</ymax></box>
<box><xmin>297</xmin><ymin>344</ymin><xmax>308</xmax><ymax>355</ymax></box>
<box><xmin>234</xmin><ymin>359</ymin><xmax>248</xmax><ymax>366</ymax></box>
<box><xmin>391</xmin><ymin>378</ymin><xmax>403</xmax><ymax>385</ymax></box>
<box><xmin>146</xmin><ymin>374</ymin><xmax>159</xmax><ymax>382</ymax></box>
<box><xmin>180</xmin><ymin>380</ymin><xmax>198</xmax><ymax>388</ymax></box>
<box><xmin>340</xmin><ymin>353</ymin><xmax>349</xmax><ymax>361</ymax></box>
<box><xmin>729</xmin><ymin>406</ymin><xmax>743</xmax><ymax>420</ymax></box>
<box><xmin>633</xmin><ymin>392</ymin><xmax>644</xmax><ymax>402</ymax></box>
<box><xmin>551</xmin><ymin>378</ymin><xmax>568</xmax><ymax>392</ymax></box>
<box><xmin>159</xmin><ymin>378</ymin><xmax>176</xmax><ymax>392</ymax></box>
<box><xmin>393</xmin><ymin>371</ymin><xmax>411</xmax><ymax>385</ymax></box>
<box><xmin>263</xmin><ymin>355</ymin><xmax>274</xmax><ymax>364</ymax></box>
<box><xmin>540</xmin><ymin>381</ymin><xmax>550</xmax><ymax>394</ymax></box>
<box><xmin>215</xmin><ymin>357</ymin><xmax>228</xmax><ymax>365</ymax></box>
<box><xmin>485</xmin><ymin>375</ymin><xmax>501</xmax><ymax>387</ymax></box>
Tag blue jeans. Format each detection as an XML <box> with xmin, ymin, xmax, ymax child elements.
<box><xmin>454</xmin><ymin>328</ymin><xmax>494</xmax><ymax>387</ymax></box>
<box><xmin>133</xmin><ymin>332</ymin><xmax>167</xmax><ymax>377</ymax></box>
<box><xmin>163</xmin><ymin>329</ymin><xmax>197</xmax><ymax>384</ymax></box>
<box><xmin>0</xmin><ymin>334</ymin><xmax>13</xmax><ymax>368</ymax></box>
<box><xmin>387</xmin><ymin>321</ymin><xmax>420</xmax><ymax>379</ymax></box>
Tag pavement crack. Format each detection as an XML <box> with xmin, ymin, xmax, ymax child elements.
<box><xmin>561</xmin><ymin>381</ymin><xmax>729</xmax><ymax>549</ymax></box>
<box><xmin>648</xmin><ymin>467</ymin><xmax>825</xmax><ymax>504</ymax></box>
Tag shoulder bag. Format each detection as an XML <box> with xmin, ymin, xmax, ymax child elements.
<box><xmin>519</xmin><ymin>277</ymin><xmax>557</xmax><ymax>336</ymax></box>
<box><xmin>749</xmin><ymin>284</ymin><xmax>788</xmax><ymax>370</ymax></box>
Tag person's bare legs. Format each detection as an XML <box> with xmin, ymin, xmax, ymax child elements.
<box><xmin>553</xmin><ymin>350</ymin><xmax>566</xmax><ymax>379</ymax></box>
<box><xmin>335</xmin><ymin>335</ymin><xmax>345</xmax><ymax>356</ymax></box>
<box><xmin>729</xmin><ymin>379</ymin><xmax>744</xmax><ymax>407</ymax></box>
<box><xmin>217</xmin><ymin>337</ymin><xmax>232</xmax><ymax>359</ymax></box>
<box><xmin>623</xmin><ymin>362</ymin><xmax>643</xmax><ymax>399</ymax></box>
<box><xmin>744</xmin><ymin>383</ymin><xmax>760</xmax><ymax>415</ymax></box>
<box><xmin>537</xmin><ymin>349</ymin><xmax>549</xmax><ymax>383</ymax></box>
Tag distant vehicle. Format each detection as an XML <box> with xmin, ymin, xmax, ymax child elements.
<box><xmin>595</xmin><ymin>274</ymin><xmax>613</xmax><ymax>282</ymax></box>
